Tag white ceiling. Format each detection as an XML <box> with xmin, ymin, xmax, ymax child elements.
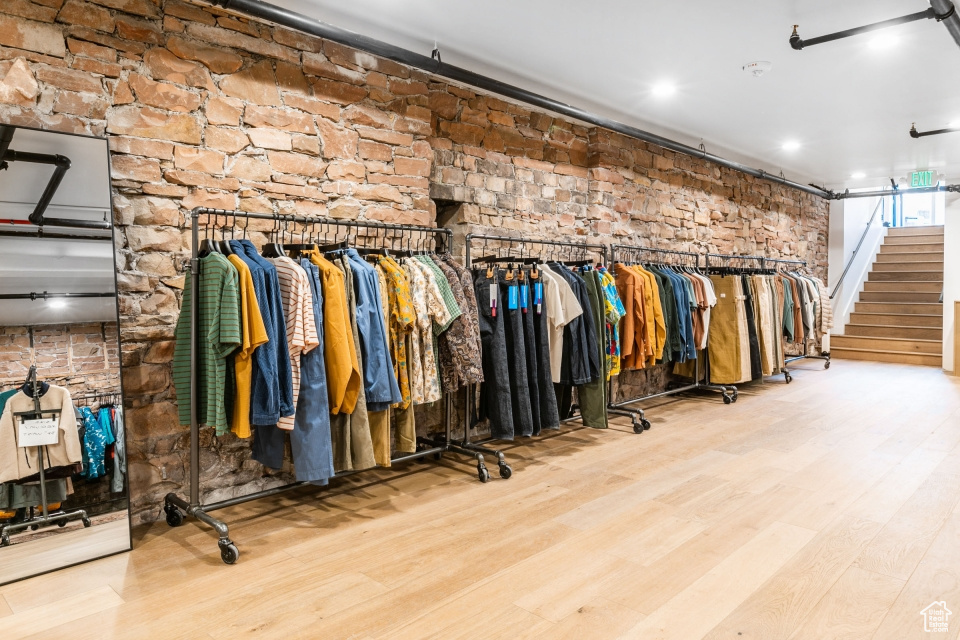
<box><xmin>274</xmin><ymin>0</ymin><xmax>960</xmax><ymax>190</ymax></box>
<box><xmin>0</xmin><ymin>127</ymin><xmax>116</xmax><ymax>325</ymax></box>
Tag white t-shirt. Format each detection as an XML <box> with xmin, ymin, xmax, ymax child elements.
<box><xmin>541</xmin><ymin>265</ymin><xmax>583</xmax><ymax>383</ymax></box>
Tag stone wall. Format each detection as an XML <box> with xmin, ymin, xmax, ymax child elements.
<box><xmin>0</xmin><ymin>0</ymin><xmax>829</xmax><ymax>524</ymax></box>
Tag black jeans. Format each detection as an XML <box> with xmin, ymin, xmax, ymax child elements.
<box><xmin>530</xmin><ymin>268</ymin><xmax>560</xmax><ymax>431</ymax></box>
<box><xmin>519</xmin><ymin>269</ymin><xmax>543</xmax><ymax>435</ymax></box>
<box><xmin>500</xmin><ymin>276</ymin><xmax>534</xmax><ymax>437</ymax></box>
<box><xmin>473</xmin><ymin>268</ymin><xmax>515</xmax><ymax>440</ymax></box>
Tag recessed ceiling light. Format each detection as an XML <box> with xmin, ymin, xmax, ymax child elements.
<box><xmin>868</xmin><ymin>33</ymin><xmax>899</xmax><ymax>50</ymax></box>
<box><xmin>48</xmin><ymin>298</ymin><xmax>67</xmax><ymax>309</ymax></box>
<box><xmin>651</xmin><ymin>82</ymin><xmax>676</xmax><ymax>98</ymax></box>
<box><xmin>782</xmin><ymin>140</ymin><xmax>801</xmax><ymax>151</ymax></box>
<box><xmin>851</xmin><ymin>172</ymin><xmax>866</xmax><ymax>179</ymax></box>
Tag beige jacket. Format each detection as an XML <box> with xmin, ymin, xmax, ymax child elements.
<box><xmin>0</xmin><ymin>385</ymin><xmax>82</xmax><ymax>483</ymax></box>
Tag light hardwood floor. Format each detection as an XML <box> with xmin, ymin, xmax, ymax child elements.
<box><xmin>2</xmin><ymin>359</ymin><xmax>959</xmax><ymax>639</ymax></box>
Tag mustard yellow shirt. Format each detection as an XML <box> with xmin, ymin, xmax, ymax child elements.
<box><xmin>227</xmin><ymin>254</ymin><xmax>269</xmax><ymax>438</ymax></box>
<box><xmin>309</xmin><ymin>251</ymin><xmax>362</xmax><ymax>415</ymax></box>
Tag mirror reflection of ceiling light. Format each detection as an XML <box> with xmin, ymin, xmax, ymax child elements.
<box><xmin>48</xmin><ymin>298</ymin><xmax>67</xmax><ymax>309</ymax></box>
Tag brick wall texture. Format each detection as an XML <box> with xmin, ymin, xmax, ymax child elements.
<box><xmin>0</xmin><ymin>0</ymin><xmax>830</xmax><ymax>523</ymax></box>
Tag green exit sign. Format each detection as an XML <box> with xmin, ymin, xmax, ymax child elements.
<box><xmin>910</xmin><ymin>170</ymin><xmax>935</xmax><ymax>187</ymax></box>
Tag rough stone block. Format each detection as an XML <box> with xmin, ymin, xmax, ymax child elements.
<box><xmin>107</xmin><ymin>105</ymin><xmax>202</xmax><ymax>144</ymax></box>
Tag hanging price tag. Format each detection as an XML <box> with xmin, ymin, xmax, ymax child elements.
<box><xmin>534</xmin><ymin>282</ymin><xmax>543</xmax><ymax>315</ymax></box>
<box><xmin>18</xmin><ymin>417</ymin><xmax>59</xmax><ymax>447</ymax></box>
<box><xmin>489</xmin><ymin>283</ymin><xmax>498</xmax><ymax>317</ymax></box>
<box><xmin>508</xmin><ymin>285</ymin><xmax>519</xmax><ymax>310</ymax></box>
<box><xmin>520</xmin><ymin>284</ymin><xmax>528</xmax><ymax>312</ymax></box>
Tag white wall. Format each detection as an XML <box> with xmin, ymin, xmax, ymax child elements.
<box><xmin>942</xmin><ymin>193</ymin><xmax>960</xmax><ymax>372</ymax></box>
<box><xmin>828</xmin><ymin>196</ymin><xmax>887</xmax><ymax>334</ymax></box>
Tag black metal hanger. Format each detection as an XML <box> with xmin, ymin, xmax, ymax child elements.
<box><xmin>261</xmin><ymin>214</ymin><xmax>286</xmax><ymax>258</ymax></box>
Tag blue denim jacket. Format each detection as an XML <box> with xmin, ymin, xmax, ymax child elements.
<box><xmin>290</xmin><ymin>258</ymin><xmax>335</xmax><ymax>485</ymax></box>
<box><xmin>345</xmin><ymin>249</ymin><xmax>401</xmax><ymax>409</ymax></box>
<box><xmin>233</xmin><ymin>240</ymin><xmax>295</xmax><ymax>423</ymax></box>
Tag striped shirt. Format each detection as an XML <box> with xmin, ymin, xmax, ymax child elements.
<box><xmin>269</xmin><ymin>257</ymin><xmax>320</xmax><ymax>430</ymax></box>
<box><xmin>173</xmin><ymin>253</ymin><xmax>242</xmax><ymax>434</ymax></box>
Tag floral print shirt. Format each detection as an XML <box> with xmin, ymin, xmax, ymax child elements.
<box><xmin>377</xmin><ymin>255</ymin><xmax>416</xmax><ymax>409</ymax></box>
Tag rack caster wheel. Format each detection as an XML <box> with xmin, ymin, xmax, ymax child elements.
<box><xmin>633</xmin><ymin>421</ymin><xmax>644</xmax><ymax>434</ymax></box>
<box><xmin>81</xmin><ymin>516</ymin><xmax>91</xmax><ymax>528</ymax></box>
<box><xmin>642</xmin><ymin>418</ymin><xmax>651</xmax><ymax>430</ymax></box>
<box><xmin>57</xmin><ymin>520</ymin><xmax>67</xmax><ymax>528</ymax></box>
<box><xmin>723</xmin><ymin>394</ymin><xmax>732</xmax><ymax>405</ymax></box>
<box><xmin>477</xmin><ymin>463</ymin><xmax>490</xmax><ymax>483</ymax></box>
<box><xmin>785</xmin><ymin>373</ymin><xmax>793</xmax><ymax>384</ymax></box>
<box><xmin>218</xmin><ymin>539</ymin><xmax>239</xmax><ymax>565</ymax></box>
<box><xmin>824</xmin><ymin>360</ymin><xmax>831</xmax><ymax>370</ymax></box>
<box><xmin>1</xmin><ymin>533</ymin><xmax>9</xmax><ymax>547</ymax></box>
<box><xmin>165</xmin><ymin>506</ymin><xmax>184</xmax><ymax>528</ymax></box>
<box><xmin>30</xmin><ymin>524</ymin><xmax>39</xmax><ymax>531</ymax></box>
<box><xmin>434</xmin><ymin>451</ymin><xmax>443</xmax><ymax>461</ymax></box>
<box><xmin>499</xmin><ymin>463</ymin><xmax>513</xmax><ymax>479</ymax></box>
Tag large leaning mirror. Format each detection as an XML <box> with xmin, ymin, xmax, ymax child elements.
<box><xmin>0</xmin><ymin>124</ymin><xmax>131</xmax><ymax>585</ymax></box>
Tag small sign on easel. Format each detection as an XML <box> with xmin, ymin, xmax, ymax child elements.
<box><xmin>18</xmin><ymin>417</ymin><xmax>59</xmax><ymax>447</ymax></box>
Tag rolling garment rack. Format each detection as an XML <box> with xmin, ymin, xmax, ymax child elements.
<box><xmin>445</xmin><ymin>233</ymin><xmax>646</xmax><ymax>479</ymax></box>
<box><xmin>764</xmin><ymin>257</ymin><xmax>831</xmax><ymax>381</ymax></box>
<box><xmin>1</xmin><ymin>366</ymin><xmax>91</xmax><ymax>547</ymax></box>
<box><xmin>163</xmin><ymin>208</ymin><xmax>482</xmax><ymax>564</ymax></box>
<box><xmin>608</xmin><ymin>245</ymin><xmax>738</xmax><ymax>417</ymax></box>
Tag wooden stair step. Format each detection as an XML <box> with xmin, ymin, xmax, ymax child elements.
<box><xmin>849</xmin><ymin>312</ymin><xmax>943</xmax><ymax>327</ymax></box>
<box><xmin>844</xmin><ymin>324</ymin><xmax>943</xmax><ymax>340</ymax></box>
<box><xmin>831</xmin><ymin>335</ymin><xmax>942</xmax><ymax>354</ymax></box>
<box><xmin>854</xmin><ymin>302</ymin><xmax>943</xmax><ymax>314</ymax></box>
<box><xmin>872</xmin><ymin>261</ymin><xmax>943</xmax><ymax>272</ymax></box>
<box><xmin>883</xmin><ymin>234</ymin><xmax>946</xmax><ymax>245</ymax></box>
<box><xmin>880</xmin><ymin>243</ymin><xmax>945</xmax><ymax>253</ymax></box>
<box><xmin>830</xmin><ymin>346</ymin><xmax>942</xmax><ymax>367</ymax></box>
<box><xmin>885</xmin><ymin>225</ymin><xmax>943</xmax><ymax>236</ymax></box>
<box><xmin>868</xmin><ymin>271</ymin><xmax>943</xmax><ymax>282</ymax></box>
<box><xmin>859</xmin><ymin>291</ymin><xmax>943</xmax><ymax>303</ymax></box>
<box><xmin>863</xmin><ymin>281</ymin><xmax>943</xmax><ymax>292</ymax></box>
<box><xmin>875</xmin><ymin>252</ymin><xmax>943</xmax><ymax>263</ymax></box>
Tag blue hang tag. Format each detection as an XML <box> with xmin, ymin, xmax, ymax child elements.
<box><xmin>508</xmin><ymin>285</ymin><xmax>519</xmax><ymax>310</ymax></box>
<box><xmin>520</xmin><ymin>284</ymin><xmax>529</xmax><ymax>311</ymax></box>
<box><xmin>534</xmin><ymin>282</ymin><xmax>543</xmax><ymax>315</ymax></box>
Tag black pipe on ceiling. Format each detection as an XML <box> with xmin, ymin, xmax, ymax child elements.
<box><xmin>206</xmin><ymin>0</ymin><xmax>834</xmax><ymax>200</ymax></box>
<box><xmin>909</xmin><ymin>123</ymin><xmax>960</xmax><ymax>138</ymax></box>
<box><xmin>0</xmin><ymin>292</ymin><xmax>115</xmax><ymax>301</ymax></box>
<box><xmin>930</xmin><ymin>0</ymin><xmax>960</xmax><ymax>48</ymax></box>
<box><xmin>834</xmin><ymin>184</ymin><xmax>960</xmax><ymax>199</ymax></box>
<box><xmin>0</xmin><ymin>125</ymin><xmax>112</xmax><ymax>231</ymax></box>
<box><xmin>789</xmin><ymin>9</ymin><xmax>936</xmax><ymax>50</ymax></box>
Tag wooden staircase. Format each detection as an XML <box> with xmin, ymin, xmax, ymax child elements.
<box><xmin>832</xmin><ymin>225</ymin><xmax>943</xmax><ymax>367</ymax></box>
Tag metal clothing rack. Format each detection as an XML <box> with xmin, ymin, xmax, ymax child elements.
<box><xmin>449</xmin><ymin>233</ymin><xmax>644</xmax><ymax>479</ymax></box>
<box><xmin>72</xmin><ymin>390</ymin><xmax>122</xmax><ymax>407</ymax></box>
<box><xmin>764</xmin><ymin>257</ymin><xmax>831</xmax><ymax>381</ymax></box>
<box><xmin>608</xmin><ymin>245</ymin><xmax>738</xmax><ymax>417</ymax></box>
<box><xmin>1</xmin><ymin>366</ymin><xmax>91</xmax><ymax>547</ymax></box>
<box><xmin>163</xmin><ymin>208</ymin><xmax>479</xmax><ymax>564</ymax></box>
